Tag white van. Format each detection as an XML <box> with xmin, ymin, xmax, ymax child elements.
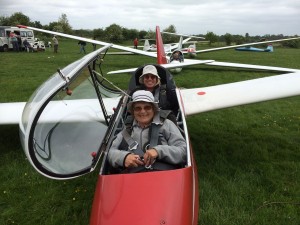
<box><xmin>0</xmin><ymin>26</ymin><xmax>35</xmax><ymax>52</ymax></box>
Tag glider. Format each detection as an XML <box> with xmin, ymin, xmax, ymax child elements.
<box><xmin>161</xmin><ymin>31</ymin><xmax>299</xmax><ymax>58</ymax></box>
<box><xmin>142</xmin><ymin>37</ymin><xmax>190</xmax><ymax>53</ymax></box>
<box><xmin>1</xmin><ymin>25</ymin><xmax>300</xmax><ymax>225</ymax></box>
<box><xmin>161</xmin><ymin>31</ymin><xmax>205</xmax><ymax>58</ymax></box>
<box><xmin>16</xmin><ymin>25</ymin><xmax>300</xmax><ymax>75</ymax></box>
<box><xmin>108</xmin><ymin>28</ymin><xmax>299</xmax><ymax>74</ymax></box>
<box><xmin>235</xmin><ymin>44</ymin><xmax>274</xmax><ymax>52</ymax></box>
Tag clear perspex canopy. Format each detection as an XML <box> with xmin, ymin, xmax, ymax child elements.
<box><xmin>19</xmin><ymin>45</ymin><xmax>122</xmax><ymax>179</ymax></box>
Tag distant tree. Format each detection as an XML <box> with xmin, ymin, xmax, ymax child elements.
<box><xmin>73</xmin><ymin>29</ymin><xmax>93</xmax><ymax>38</ymax></box>
<box><xmin>144</xmin><ymin>29</ymin><xmax>155</xmax><ymax>39</ymax></box>
<box><xmin>233</xmin><ymin>35</ymin><xmax>245</xmax><ymax>44</ymax></box>
<box><xmin>281</xmin><ymin>37</ymin><xmax>300</xmax><ymax>48</ymax></box>
<box><xmin>122</xmin><ymin>28</ymin><xmax>139</xmax><ymax>40</ymax></box>
<box><xmin>262</xmin><ymin>34</ymin><xmax>271</xmax><ymax>41</ymax></box>
<box><xmin>0</xmin><ymin>16</ymin><xmax>10</xmax><ymax>26</ymax></box>
<box><xmin>47</xmin><ymin>22</ymin><xmax>56</xmax><ymax>30</ymax></box>
<box><xmin>224</xmin><ymin>33</ymin><xmax>233</xmax><ymax>45</ymax></box>
<box><xmin>53</xmin><ymin>24</ymin><xmax>64</xmax><ymax>33</ymax></box>
<box><xmin>138</xmin><ymin>30</ymin><xmax>148</xmax><ymax>39</ymax></box>
<box><xmin>48</xmin><ymin>21</ymin><xmax>61</xmax><ymax>32</ymax></box>
<box><xmin>93</xmin><ymin>28</ymin><xmax>105</xmax><ymax>39</ymax></box>
<box><xmin>205</xmin><ymin>31</ymin><xmax>218</xmax><ymax>46</ymax></box>
<box><xmin>105</xmin><ymin>24</ymin><xmax>124</xmax><ymax>43</ymax></box>
<box><xmin>164</xmin><ymin>24</ymin><xmax>176</xmax><ymax>33</ymax></box>
<box><xmin>10</xmin><ymin>12</ymin><xmax>30</xmax><ymax>26</ymax></box>
<box><xmin>58</xmin><ymin>13</ymin><xmax>72</xmax><ymax>34</ymax></box>
<box><xmin>2</xmin><ymin>12</ymin><xmax>30</xmax><ymax>26</ymax></box>
<box><xmin>162</xmin><ymin>25</ymin><xmax>177</xmax><ymax>43</ymax></box>
<box><xmin>30</xmin><ymin>21</ymin><xmax>43</xmax><ymax>28</ymax></box>
<box><xmin>43</xmin><ymin>24</ymin><xmax>50</xmax><ymax>30</ymax></box>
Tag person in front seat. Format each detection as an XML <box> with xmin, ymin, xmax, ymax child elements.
<box><xmin>108</xmin><ymin>90</ymin><xmax>186</xmax><ymax>171</ymax></box>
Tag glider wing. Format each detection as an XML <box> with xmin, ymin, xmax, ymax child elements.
<box><xmin>180</xmin><ymin>72</ymin><xmax>300</xmax><ymax>116</ymax></box>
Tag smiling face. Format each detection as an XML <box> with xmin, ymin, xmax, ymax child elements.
<box><xmin>132</xmin><ymin>102</ymin><xmax>155</xmax><ymax>127</ymax></box>
<box><xmin>143</xmin><ymin>74</ymin><xmax>158</xmax><ymax>91</ymax></box>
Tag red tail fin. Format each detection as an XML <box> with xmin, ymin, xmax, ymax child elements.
<box><xmin>156</xmin><ymin>26</ymin><xmax>168</xmax><ymax>64</ymax></box>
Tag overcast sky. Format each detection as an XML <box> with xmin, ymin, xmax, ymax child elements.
<box><xmin>0</xmin><ymin>0</ymin><xmax>299</xmax><ymax>36</ymax></box>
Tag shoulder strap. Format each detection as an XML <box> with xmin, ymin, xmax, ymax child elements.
<box><xmin>153</xmin><ymin>86</ymin><xmax>160</xmax><ymax>102</ymax></box>
<box><xmin>121</xmin><ymin>129</ymin><xmax>138</xmax><ymax>151</ymax></box>
<box><xmin>120</xmin><ymin>111</ymin><xmax>169</xmax><ymax>153</ymax></box>
<box><xmin>121</xmin><ymin>128</ymin><xmax>145</xmax><ymax>156</ymax></box>
<box><xmin>160</xmin><ymin>84</ymin><xmax>167</xmax><ymax>90</ymax></box>
<box><xmin>120</xmin><ymin>115</ymin><xmax>145</xmax><ymax>156</ymax></box>
<box><xmin>159</xmin><ymin>109</ymin><xmax>171</xmax><ymax>119</ymax></box>
<box><xmin>149</xmin><ymin>123</ymin><xmax>160</xmax><ymax>149</ymax></box>
<box><xmin>158</xmin><ymin>84</ymin><xmax>168</xmax><ymax>109</ymax></box>
<box><xmin>148</xmin><ymin>110</ymin><xmax>170</xmax><ymax>148</ymax></box>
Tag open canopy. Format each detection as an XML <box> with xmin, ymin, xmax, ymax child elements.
<box><xmin>20</xmin><ymin>45</ymin><xmax>122</xmax><ymax>179</ymax></box>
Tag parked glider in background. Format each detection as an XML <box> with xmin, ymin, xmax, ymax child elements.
<box><xmin>1</xmin><ymin>25</ymin><xmax>300</xmax><ymax>225</ymax></box>
<box><xmin>161</xmin><ymin>31</ymin><xmax>205</xmax><ymax>58</ymax></box>
<box><xmin>235</xmin><ymin>44</ymin><xmax>274</xmax><ymax>52</ymax></box>
<box><xmin>15</xmin><ymin>25</ymin><xmax>300</xmax><ymax>75</ymax></box>
<box><xmin>109</xmin><ymin>27</ymin><xmax>299</xmax><ymax>74</ymax></box>
<box><xmin>107</xmin><ymin>26</ymin><xmax>299</xmax><ymax>74</ymax></box>
<box><xmin>141</xmin><ymin>38</ymin><xmax>156</xmax><ymax>51</ymax></box>
<box><xmin>141</xmin><ymin>38</ymin><xmax>172</xmax><ymax>53</ymax></box>
<box><xmin>161</xmin><ymin>31</ymin><xmax>299</xmax><ymax>57</ymax></box>
<box><xmin>17</xmin><ymin>25</ymin><xmax>215</xmax><ymax>74</ymax></box>
<box><xmin>142</xmin><ymin>36</ymin><xmax>192</xmax><ymax>54</ymax></box>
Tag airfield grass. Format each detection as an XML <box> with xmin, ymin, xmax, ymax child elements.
<box><xmin>0</xmin><ymin>39</ymin><xmax>300</xmax><ymax>225</ymax></box>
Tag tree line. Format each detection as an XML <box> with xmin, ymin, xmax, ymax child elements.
<box><xmin>1</xmin><ymin>12</ymin><xmax>299</xmax><ymax>48</ymax></box>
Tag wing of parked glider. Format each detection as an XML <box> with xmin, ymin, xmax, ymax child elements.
<box><xmin>194</xmin><ymin>37</ymin><xmax>299</xmax><ymax>54</ymax></box>
<box><xmin>179</xmin><ymin>71</ymin><xmax>300</xmax><ymax>116</ymax></box>
<box><xmin>17</xmin><ymin>25</ymin><xmax>300</xmax><ymax>75</ymax></box>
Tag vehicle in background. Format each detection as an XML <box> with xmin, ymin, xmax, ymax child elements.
<box><xmin>32</xmin><ymin>38</ymin><xmax>46</xmax><ymax>51</ymax></box>
<box><xmin>0</xmin><ymin>26</ymin><xmax>35</xmax><ymax>52</ymax></box>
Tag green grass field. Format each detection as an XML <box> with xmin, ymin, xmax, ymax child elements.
<box><xmin>0</xmin><ymin>39</ymin><xmax>299</xmax><ymax>225</ymax></box>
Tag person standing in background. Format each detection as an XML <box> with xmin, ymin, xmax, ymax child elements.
<box><xmin>78</xmin><ymin>40</ymin><xmax>87</xmax><ymax>54</ymax></box>
<box><xmin>92</xmin><ymin>37</ymin><xmax>97</xmax><ymax>51</ymax></box>
<box><xmin>52</xmin><ymin>35</ymin><xmax>58</xmax><ymax>53</ymax></box>
<box><xmin>133</xmin><ymin>38</ymin><xmax>138</xmax><ymax>49</ymax></box>
<box><xmin>10</xmin><ymin>32</ymin><xmax>19</xmax><ymax>52</ymax></box>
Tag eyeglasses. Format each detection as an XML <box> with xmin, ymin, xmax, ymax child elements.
<box><xmin>144</xmin><ymin>74</ymin><xmax>157</xmax><ymax>80</ymax></box>
<box><xmin>133</xmin><ymin>105</ymin><xmax>153</xmax><ymax>112</ymax></box>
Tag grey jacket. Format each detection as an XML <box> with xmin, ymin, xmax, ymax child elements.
<box><xmin>108</xmin><ymin>115</ymin><xmax>187</xmax><ymax>168</ymax></box>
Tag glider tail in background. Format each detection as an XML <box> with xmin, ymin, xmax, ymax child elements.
<box><xmin>177</xmin><ymin>36</ymin><xmax>184</xmax><ymax>50</ymax></box>
<box><xmin>266</xmin><ymin>44</ymin><xmax>273</xmax><ymax>52</ymax></box>
<box><xmin>156</xmin><ymin>26</ymin><xmax>168</xmax><ymax>64</ymax></box>
<box><xmin>143</xmin><ymin>39</ymin><xmax>151</xmax><ymax>51</ymax></box>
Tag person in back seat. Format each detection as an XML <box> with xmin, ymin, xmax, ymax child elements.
<box><xmin>132</xmin><ymin>65</ymin><xmax>179</xmax><ymax>122</ymax></box>
<box><xmin>108</xmin><ymin>90</ymin><xmax>186</xmax><ymax>172</ymax></box>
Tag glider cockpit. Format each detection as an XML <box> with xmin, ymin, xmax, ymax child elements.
<box><xmin>98</xmin><ymin>63</ymin><xmax>189</xmax><ymax>175</ymax></box>
<box><xmin>20</xmin><ymin>43</ymin><xmax>192</xmax><ymax>181</ymax></box>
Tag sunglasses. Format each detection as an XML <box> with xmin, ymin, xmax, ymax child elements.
<box><xmin>133</xmin><ymin>105</ymin><xmax>153</xmax><ymax>112</ymax></box>
<box><xmin>144</xmin><ymin>74</ymin><xmax>157</xmax><ymax>80</ymax></box>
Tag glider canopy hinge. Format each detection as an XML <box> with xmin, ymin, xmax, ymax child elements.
<box><xmin>57</xmin><ymin>69</ymin><xmax>70</xmax><ymax>83</ymax></box>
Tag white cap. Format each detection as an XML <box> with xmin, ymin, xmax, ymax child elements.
<box><xmin>139</xmin><ymin>65</ymin><xmax>160</xmax><ymax>84</ymax></box>
<box><xmin>127</xmin><ymin>90</ymin><xmax>159</xmax><ymax>112</ymax></box>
